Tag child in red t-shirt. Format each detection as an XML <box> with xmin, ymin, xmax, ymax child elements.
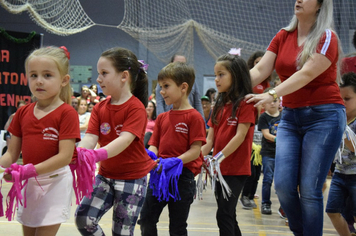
<box><xmin>201</xmin><ymin>52</ymin><xmax>256</xmax><ymax>236</ymax></box>
<box><xmin>0</xmin><ymin>46</ymin><xmax>80</xmax><ymax>235</ymax></box>
<box><xmin>74</xmin><ymin>48</ymin><xmax>156</xmax><ymax>236</ymax></box>
<box><xmin>138</xmin><ymin>62</ymin><xmax>206</xmax><ymax>236</ymax></box>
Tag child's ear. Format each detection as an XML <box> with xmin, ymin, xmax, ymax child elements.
<box><xmin>121</xmin><ymin>70</ymin><xmax>130</xmax><ymax>82</ymax></box>
<box><xmin>61</xmin><ymin>74</ymin><xmax>70</xmax><ymax>87</ymax></box>
<box><xmin>181</xmin><ymin>82</ymin><xmax>189</xmax><ymax>93</ymax></box>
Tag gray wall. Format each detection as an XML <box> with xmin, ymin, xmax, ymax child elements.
<box><xmin>0</xmin><ymin>0</ymin><xmax>355</xmax><ymax>96</ymax></box>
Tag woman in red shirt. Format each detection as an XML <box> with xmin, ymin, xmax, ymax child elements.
<box><xmin>246</xmin><ymin>1</ymin><xmax>345</xmax><ymax>235</ymax></box>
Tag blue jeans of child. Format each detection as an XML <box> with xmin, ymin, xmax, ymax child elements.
<box><xmin>262</xmin><ymin>156</ymin><xmax>275</xmax><ymax>205</ymax></box>
<box><xmin>326</xmin><ymin>173</ymin><xmax>356</xmax><ymax>216</ymax></box>
<box><xmin>274</xmin><ymin>104</ymin><xmax>346</xmax><ymax>236</ymax></box>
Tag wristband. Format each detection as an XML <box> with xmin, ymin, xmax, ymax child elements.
<box><xmin>274</xmin><ymin>137</ymin><xmax>276</xmax><ymax>143</ymax></box>
<box><xmin>214</xmin><ymin>151</ymin><xmax>226</xmax><ymax>164</ymax></box>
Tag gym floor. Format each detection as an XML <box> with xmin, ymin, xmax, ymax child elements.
<box><xmin>0</xmin><ymin>175</ymin><xmax>338</xmax><ymax>236</ymax></box>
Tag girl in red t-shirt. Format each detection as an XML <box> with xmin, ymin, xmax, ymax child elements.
<box><xmin>74</xmin><ymin>47</ymin><xmax>156</xmax><ymax>236</ymax></box>
<box><xmin>201</xmin><ymin>52</ymin><xmax>256</xmax><ymax>236</ymax></box>
<box><xmin>0</xmin><ymin>46</ymin><xmax>80</xmax><ymax>235</ymax></box>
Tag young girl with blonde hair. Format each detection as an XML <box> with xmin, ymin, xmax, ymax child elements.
<box><xmin>0</xmin><ymin>46</ymin><xmax>80</xmax><ymax>236</ymax></box>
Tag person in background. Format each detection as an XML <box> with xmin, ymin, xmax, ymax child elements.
<box><xmin>155</xmin><ymin>54</ymin><xmax>203</xmax><ymax>117</ymax></box>
<box><xmin>71</xmin><ymin>96</ymin><xmax>78</xmax><ymax>111</ymax></box>
<box><xmin>89</xmin><ymin>84</ymin><xmax>100</xmax><ymax>104</ymax></box>
<box><xmin>0</xmin><ymin>46</ymin><xmax>80</xmax><ymax>236</ymax></box>
<box><xmin>87</xmin><ymin>102</ymin><xmax>95</xmax><ymax>113</ymax></box>
<box><xmin>77</xmin><ymin>98</ymin><xmax>91</xmax><ymax>140</ymax></box>
<box><xmin>205</xmin><ymin>88</ymin><xmax>217</xmax><ymax>106</ymax></box>
<box><xmin>239</xmin><ymin>51</ymin><xmax>270</xmax><ymax>211</ymax></box>
<box><xmin>341</xmin><ymin>30</ymin><xmax>356</xmax><ymax>74</ymax></box>
<box><xmin>339</xmin><ymin>29</ymin><xmax>356</xmax><ymax>236</ymax></box>
<box><xmin>144</xmin><ymin>100</ymin><xmax>156</xmax><ymax>149</ymax></box>
<box><xmin>326</xmin><ymin>72</ymin><xmax>356</xmax><ymax>236</ymax></box>
<box><xmin>201</xmin><ymin>95</ymin><xmax>212</xmax><ymax>135</ymax></box>
<box><xmin>257</xmin><ymin>88</ymin><xmax>283</xmax><ymax>217</ymax></box>
<box><xmin>77</xmin><ymin>85</ymin><xmax>90</xmax><ymax>104</ymax></box>
<box><xmin>246</xmin><ymin>1</ymin><xmax>345</xmax><ymax>235</ymax></box>
<box><xmin>248</xmin><ymin>51</ymin><xmax>270</xmax><ymax>95</ymax></box>
<box><xmin>4</xmin><ymin>100</ymin><xmax>27</xmax><ymax>155</ymax></box>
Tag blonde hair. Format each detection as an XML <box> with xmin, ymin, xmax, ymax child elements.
<box><xmin>25</xmin><ymin>46</ymin><xmax>72</xmax><ymax>104</ymax></box>
<box><xmin>283</xmin><ymin>0</ymin><xmax>343</xmax><ymax>83</ymax></box>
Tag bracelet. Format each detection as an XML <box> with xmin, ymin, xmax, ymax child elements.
<box><xmin>274</xmin><ymin>137</ymin><xmax>276</xmax><ymax>143</ymax></box>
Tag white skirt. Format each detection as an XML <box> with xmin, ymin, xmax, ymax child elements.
<box><xmin>16</xmin><ymin>166</ymin><xmax>73</xmax><ymax>227</ymax></box>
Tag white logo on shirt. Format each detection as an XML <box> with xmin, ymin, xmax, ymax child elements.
<box><xmin>227</xmin><ymin>117</ymin><xmax>238</xmax><ymax>126</ymax></box>
<box><xmin>175</xmin><ymin>122</ymin><xmax>188</xmax><ymax>134</ymax></box>
<box><xmin>115</xmin><ymin>124</ymin><xmax>123</xmax><ymax>136</ymax></box>
<box><xmin>42</xmin><ymin>127</ymin><xmax>59</xmax><ymax>141</ymax></box>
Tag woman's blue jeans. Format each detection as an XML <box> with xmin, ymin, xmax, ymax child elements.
<box><xmin>274</xmin><ymin>104</ymin><xmax>346</xmax><ymax>236</ymax></box>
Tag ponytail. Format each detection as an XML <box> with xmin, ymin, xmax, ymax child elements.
<box><xmin>101</xmin><ymin>47</ymin><xmax>148</xmax><ymax>107</ymax></box>
<box><xmin>132</xmin><ymin>68</ymin><xmax>148</xmax><ymax>107</ymax></box>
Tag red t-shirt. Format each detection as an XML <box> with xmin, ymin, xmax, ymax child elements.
<box><xmin>267</xmin><ymin>29</ymin><xmax>343</xmax><ymax>108</ymax></box>
<box><xmin>149</xmin><ymin>109</ymin><xmax>206</xmax><ymax>176</ymax></box>
<box><xmin>253</xmin><ymin>80</ymin><xmax>270</xmax><ymax>94</ymax></box>
<box><xmin>208</xmin><ymin>101</ymin><xmax>256</xmax><ymax>176</ymax></box>
<box><xmin>8</xmin><ymin>102</ymin><xmax>80</xmax><ymax>165</ymax></box>
<box><xmin>87</xmin><ymin>96</ymin><xmax>156</xmax><ymax>179</ymax></box>
<box><xmin>341</xmin><ymin>56</ymin><xmax>356</xmax><ymax>74</ymax></box>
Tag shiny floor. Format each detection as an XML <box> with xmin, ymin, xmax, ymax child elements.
<box><xmin>0</xmin><ymin>175</ymin><xmax>339</xmax><ymax>236</ymax></box>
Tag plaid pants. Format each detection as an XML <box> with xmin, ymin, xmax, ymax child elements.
<box><xmin>75</xmin><ymin>174</ymin><xmax>147</xmax><ymax>236</ymax></box>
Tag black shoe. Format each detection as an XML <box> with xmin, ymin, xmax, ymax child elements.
<box><xmin>240</xmin><ymin>196</ymin><xmax>252</xmax><ymax>210</ymax></box>
<box><xmin>261</xmin><ymin>203</ymin><xmax>272</xmax><ymax>215</ymax></box>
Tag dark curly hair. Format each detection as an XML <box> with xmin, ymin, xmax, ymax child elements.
<box><xmin>247</xmin><ymin>51</ymin><xmax>265</xmax><ymax>69</ymax></box>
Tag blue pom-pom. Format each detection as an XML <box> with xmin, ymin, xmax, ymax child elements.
<box><xmin>149</xmin><ymin>157</ymin><xmax>183</xmax><ymax>201</ymax></box>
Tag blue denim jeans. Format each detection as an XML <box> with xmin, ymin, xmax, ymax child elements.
<box><xmin>274</xmin><ymin>104</ymin><xmax>346</xmax><ymax>236</ymax></box>
<box><xmin>262</xmin><ymin>156</ymin><xmax>275</xmax><ymax>205</ymax></box>
<box><xmin>326</xmin><ymin>173</ymin><xmax>356</xmax><ymax>216</ymax></box>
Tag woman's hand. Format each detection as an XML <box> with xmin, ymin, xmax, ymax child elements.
<box><xmin>245</xmin><ymin>92</ymin><xmax>273</xmax><ymax>107</ymax></box>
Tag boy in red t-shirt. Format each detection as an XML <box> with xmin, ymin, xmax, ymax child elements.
<box><xmin>138</xmin><ymin>62</ymin><xmax>206</xmax><ymax>236</ymax></box>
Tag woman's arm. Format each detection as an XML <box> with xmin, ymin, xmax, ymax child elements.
<box><xmin>201</xmin><ymin>127</ymin><xmax>214</xmax><ymax>156</ymax></box>
<box><xmin>220</xmin><ymin>123</ymin><xmax>251</xmax><ymax>157</ymax></box>
<box><xmin>35</xmin><ymin>139</ymin><xmax>76</xmax><ymax>175</ymax></box>
<box><xmin>247</xmin><ymin>53</ymin><xmax>333</xmax><ymax>107</ymax></box>
<box><xmin>250</xmin><ymin>51</ymin><xmax>277</xmax><ymax>87</ymax></box>
<box><xmin>0</xmin><ymin>135</ymin><xmax>21</xmax><ymax>167</ymax></box>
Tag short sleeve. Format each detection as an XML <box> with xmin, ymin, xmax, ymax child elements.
<box><xmin>121</xmin><ymin>106</ymin><xmax>147</xmax><ymax>138</ymax></box>
<box><xmin>258</xmin><ymin>114</ymin><xmax>269</xmax><ymax>130</ymax></box>
<box><xmin>267</xmin><ymin>29</ymin><xmax>284</xmax><ymax>55</ymax></box>
<box><xmin>317</xmin><ymin>29</ymin><xmax>338</xmax><ymax>63</ymax></box>
<box><xmin>59</xmin><ymin>107</ymin><xmax>80</xmax><ymax>141</ymax></box>
<box><xmin>237</xmin><ymin>101</ymin><xmax>256</xmax><ymax>125</ymax></box>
